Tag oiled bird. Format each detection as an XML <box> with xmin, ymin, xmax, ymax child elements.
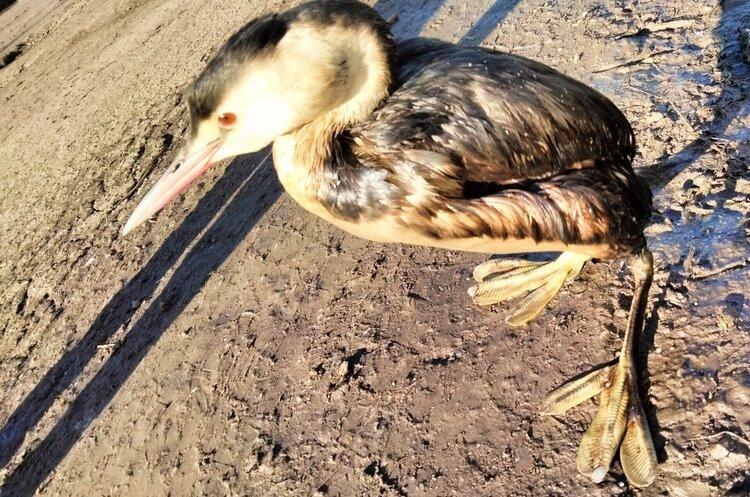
<box><xmin>123</xmin><ymin>0</ymin><xmax>658</xmax><ymax>487</ymax></box>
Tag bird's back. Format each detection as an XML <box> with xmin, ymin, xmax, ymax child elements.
<box><xmin>358</xmin><ymin>38</ymin><xmax>637</xmax><ymax>183</ymax></box>
<box><xmin>316</xmin><ymin>40</ymin><xmax>652</xmax><ymax>255</ymax></box>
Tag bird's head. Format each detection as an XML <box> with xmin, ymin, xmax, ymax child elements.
<box><xmin>122</xmin><ymin>0</ymin><xmax>393</xmax><ymax>235</ymax></box>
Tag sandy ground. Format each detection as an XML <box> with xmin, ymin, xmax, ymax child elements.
<box><xmin>0</xmin><ymin>0</ymin><xmax>749</xmax><ymax>496</ymax></box>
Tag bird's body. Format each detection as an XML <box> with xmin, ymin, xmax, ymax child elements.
<box><xmin>123</xmin><ymin>0</ymin><xmax>660</xmax><ymax>487</ymax></box>
<box><xmin>273</xmin><ymin>38</ymin><xmax>651</xmax><ymax>258</ymax></box>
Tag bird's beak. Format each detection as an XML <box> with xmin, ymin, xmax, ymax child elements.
<box><xmin>121</xmin><ymin>138</ymin><xmax>224</xmax><ymax>235</ymax></box>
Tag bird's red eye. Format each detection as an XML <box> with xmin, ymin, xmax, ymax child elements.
<box><xmin>218</xmin><ymin>112</ymin><xmax>236</xmax><ymax>127</ymax></box>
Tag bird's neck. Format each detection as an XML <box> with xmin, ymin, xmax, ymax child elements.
<box><xmin>285</xmin><ymin>29</ymin><xmax>393</xmax><ymax>171</ymax></box>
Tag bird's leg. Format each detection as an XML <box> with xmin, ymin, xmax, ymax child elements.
<box><xmin>468</xmin><ymin>251</ymin><xmax>590</xmax><ymax>327</ymax></box>
<box><xmin>542</xmin><ymin>249</ymin><xmax>657</xmax><ymax>487</ymax></box>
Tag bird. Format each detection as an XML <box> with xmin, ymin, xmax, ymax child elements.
<box><xmin>123</xmin><ymin>0</ymin><xmax>657</xmax><ymax>487</ymax></box>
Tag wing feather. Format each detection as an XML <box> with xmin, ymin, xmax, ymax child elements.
<box><xmin>353</xmin><ymin>41</ymin><xmax>636</xmax><ymax>194</ymax></box>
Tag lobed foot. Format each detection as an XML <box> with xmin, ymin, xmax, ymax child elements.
<box><xmin>542</xmin><ymin>357</ymin><xmax>657</xmax><ymax>487</ymax></box>
<box><xmin>541</xmin><ymin>250</ymin><xmax>657</xmax><ymax>487</ymax></box>
<box><xmin>468</xmin><ymin>251</ymin><xmax>590</xmax><ymax>327</ymax></box>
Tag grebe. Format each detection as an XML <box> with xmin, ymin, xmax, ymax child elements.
<box><xmin>123</xmin><ymin>0</ymin><xmax>657</xmax><ymax>487</ymax></box>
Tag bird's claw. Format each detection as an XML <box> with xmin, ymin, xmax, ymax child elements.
<box><xmin>468</xmin><ymin>252</ymin><xmax>589</xmax><ymax>326</ymax></box>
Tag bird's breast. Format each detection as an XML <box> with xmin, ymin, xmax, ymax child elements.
<box><xmin>272</xmin><ymin>135</ymin><xmax>319</xmax><ymax>212</ymax></box>
<box><xmin>272</xmin><ymin>135</ymin><xmax>392</xmax><ymax>242</ymax></box>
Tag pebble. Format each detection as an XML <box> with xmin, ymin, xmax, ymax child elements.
<box><xmin>740</xmin><ymin>28</ymin><xmax>750</xmax><ymax>63</ymax></box>
<box><xmin>709</xmin><ymin>443</ymin><xmax>729</xmax><ymax>460</ymax></box>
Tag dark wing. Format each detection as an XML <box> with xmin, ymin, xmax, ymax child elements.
<box><xmin>341</xmin><ymin>41</ymin><xmax>649</xmax><ymax>250</ymax></box>
<box><xmin>353</xmin><ymin>40</ymin><xmax>636</xmax><ymax>191</ymax></box>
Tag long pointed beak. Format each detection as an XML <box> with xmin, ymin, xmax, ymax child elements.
<box><xmin>121</xmin><ymin>138</ymin><xmax>224</xmax><ymax>235</ymax></box>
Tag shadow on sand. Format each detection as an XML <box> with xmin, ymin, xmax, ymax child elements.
<box><xmin>0</xmin><ymin>151</ymin><xmax>282</xmax><ymax>497</ymax></box>
<box><xmin>0</xmin><ymin>0</ymin><xmax>16</xmax><ymax>16</ymax></box>
<box><xmin>0</xmin><ymin>2</ymin><xmax>522</xmax><ymax>496</ymax></box>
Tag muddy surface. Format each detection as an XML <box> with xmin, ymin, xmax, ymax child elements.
<box><xmin>0</xmin><ymin>0</ymin><xmax>748</xmax><ymax>496</ymax></box>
